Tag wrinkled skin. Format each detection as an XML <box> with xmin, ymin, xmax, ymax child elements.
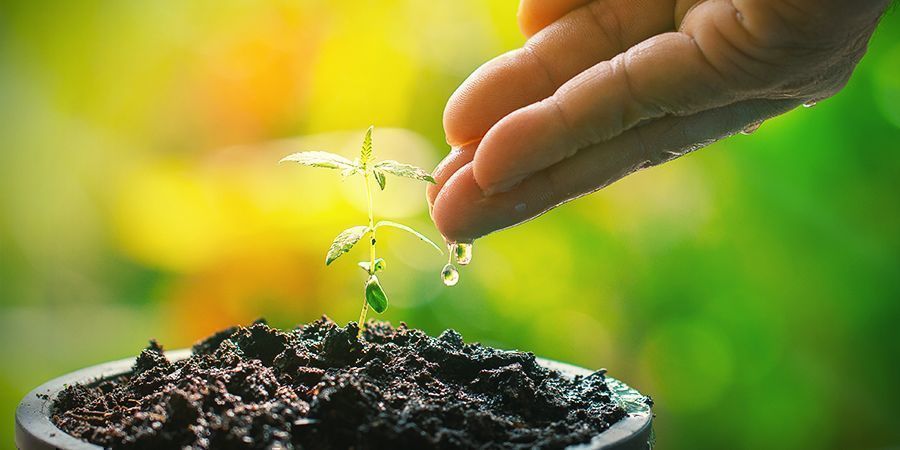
<box><xmin>428</xmin><ymin>0</ymin><xmax>891</xmax><ymax>241</ymax></box>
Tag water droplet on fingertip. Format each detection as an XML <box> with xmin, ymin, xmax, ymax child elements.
<box><xmin>455</xmin><ymin>242</ymin><xmax>473</xmax><ymax>266</ymax></box>
<box><xmin>441</xmin><ymin>264</ymin><xmax>459</xmax><ymax>286</ymax></box>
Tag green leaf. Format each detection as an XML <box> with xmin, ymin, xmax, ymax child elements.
<box><xmin>360</xmin><ymin>126</ymin><xmax>374</xmax><ymax>166</ymax></box>
<box><xmin>365</xmin><ymin>275</ymin><xmax>389</xmax><ymax>313</ymax></box>
<box><xmin>375</xmin><ymin>220</ymin><xmax>443</xmax><ymax>254</ymax></box>
<box><xmin>373</xmin><ymin>170</ymin><xmax>386</xmax><ymax>190</ymax></box>
<box><xmin>373</xmin><ymin>160</ymin><xmax>435</xmax><ymax>183</ymax></box>
<box><xmin>280</xmin><ymin>151</ymin><xmax>357</xmax><ymax>170</ymax></box>
<box><xmin>358</xmin><ymin>258</ymin><xmax>386</xmax><ymax>273</ymax></box>
<box><xmin>325</xmin><ymin>226</ymin><xmax>371</xmax><ymax>265</ymax></box>
<box><xmin>341</xmin><ymin>158</ymin><xmax>364</xmax><ymax>179</ymax></box>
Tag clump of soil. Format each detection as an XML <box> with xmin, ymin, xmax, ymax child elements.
<box><xmin>52</xmin><ymin>317</ymin><xmax>632</xmax><ymax>449</ymax></box>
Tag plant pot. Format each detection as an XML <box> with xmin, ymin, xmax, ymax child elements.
<box><xmin>16</xmin><ymin>350</ymin><xmax>653</xmax><ymax>450</ymax></box>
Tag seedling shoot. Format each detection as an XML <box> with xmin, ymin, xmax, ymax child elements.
<box><xmin>281</xmin><ymin>127</ymin><xmax>443</xmax><ymax>334</ymax></box>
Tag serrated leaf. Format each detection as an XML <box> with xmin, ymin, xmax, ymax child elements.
<box><xmin>360</xmin><ymin>126</ymin><xmax>374</xmax><ymax>166</ymax></box>
<box><xmin>373</xmin><ymin>160</ymin><xmax>435</xmax><ymax>183</ymax></box>
<box><xmin>375</xmin><ymin>221</ymin><xmax>443</xmax><ymax>254</ymax></box>
<box><xmin>358</xmin><ymin>258</ymin><xmax>386</xmax><ymax>273</ymax></box>
<box><xmin>365</xmin><ymin>275</ymin><xmax>388</xmax><ymax>313</ymax></box>
<box><xmin>341</xmin><ymin>158</ymin><xmax>364</xmax><ymax>179</ymax></box>
<box><xmin>325</xmin><ymin>226</ymin><xmax>371</xmax><ymax>265</ymax></box>
<box><xmin>373</xmin><ymin>170</ymin><xmax>386</xmax><ymax>190</ymax></box>
<box><xmin>280</xmin><ymin>151</ymin><xmax>357</xmax><ymax>171</ymax></box>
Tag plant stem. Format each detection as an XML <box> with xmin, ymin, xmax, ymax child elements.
<box><xmin>359</xmin><ymin>167</ymin><xmax>376</xmax><ymax>338</ymax></box>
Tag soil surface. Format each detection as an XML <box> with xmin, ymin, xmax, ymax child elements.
<box><xmin>52</xmin><ymin>318</ymin><xmax>634</xmax><ymax>449</ymax></box>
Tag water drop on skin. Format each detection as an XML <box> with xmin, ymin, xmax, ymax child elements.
<box><xmin>441</xmin><ymin>264</ymin><xmax>459</xmax><ymax>286</ymax></box>
<box><xmin>741</xmin><ymin>121</ymin><xmax>762</xmax><ymax>135</ymax></box>
<box><xmin>455</xmin><ymin>242</ymin><xmax>473</xmax><ymax>266</ymax></box>
<box><xmin>803</xmin><ymin>100</ymin><xmax>818</xmax><ymax>108</ymax></box>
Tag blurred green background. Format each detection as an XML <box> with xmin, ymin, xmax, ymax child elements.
<box><xmin>1</xmin><ymin>1</ymin><xmax>899</xmax><ymax>449</ymax></box>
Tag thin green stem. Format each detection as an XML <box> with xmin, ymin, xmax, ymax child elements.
<box><xmin>358</xmin><ymin>167</ymin><xmax>376</xmax><ymax>338</ymax></box>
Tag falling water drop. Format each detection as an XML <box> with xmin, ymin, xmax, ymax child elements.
<box><xmin>441</xmin><ymin>264</ymin><xmax>459</xmax><ymax>286</ymax></box>
<box><xmin>803</xmin><ymin>100</ymin><xmax>818</xmax><ymax>108</ymax></box>
<box><xmin>741</xmin><ymin>121</ymin><xmax>763</xmax><ymax>135</ymax></box>
<box><xmin>455</xmin><ymin>242</ymin><xmax>473</xmax><ymax>266</ymax></box>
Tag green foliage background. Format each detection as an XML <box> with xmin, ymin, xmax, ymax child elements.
<box><xmin>1</xmin><ymin>2</ymin><xmax>899</xmax><ymax>448</ymax></box>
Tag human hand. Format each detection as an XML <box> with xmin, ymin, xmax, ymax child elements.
<box><xmin>428</xmin><ymin>0</ymin><xmax>890</xmax><ymax>241</ymax></box>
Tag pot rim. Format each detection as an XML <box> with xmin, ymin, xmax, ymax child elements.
<box><xmin>16</xmin><ymin>350</ymin><xmax>652</xmax><ymax>450</ymax></box>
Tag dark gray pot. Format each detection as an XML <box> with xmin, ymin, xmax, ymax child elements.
<box><xmin>16</xmin><ymin>350</ymin><xmax>653</xmax><ymax>449</ymax></box>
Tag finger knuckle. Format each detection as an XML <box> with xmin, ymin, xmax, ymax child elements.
<box><xmin>730</xmin><ymin>2</ymin><xmax>860</xmax><ymax>89</ymax></box>
<box><xmin>684</xmin><ymin>1</ymin><xmax>845</xmax><ymax>95</ymax></box>
<box><xmin>585</xmin><ymin>1</ymin><xmax>626</xmax><ymax>51</ymax></box>
<box><xmin>688</xmin><ymin>14</ymin><xmax>782</xmax><ymax>92</ymax></box>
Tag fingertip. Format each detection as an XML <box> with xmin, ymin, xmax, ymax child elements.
<box><xmin>431</xmin><ymin>163</ymin><xmax>488</xmax><ymax>241</ymax></box>
<box><xmin>517</xmin><ymin>1</ymin><xmax>542</xmax><ymax>37</ymax></box>
<box><xmin>473</xmin><ymin>100</ymin><xmax>572</xmax><ymax>195</ymax></box>
<box><xmin>442</xmin><ymin>83</ymin><xmax>473</xmax><ymax>147</ymax></box>
<box><xmin>442</xmin><ymin>59</ymin><xmax>501</xmax><ymax>147</ymax></box>
<box><xmin>426</xmin><ymin>153</ymin><xmax>451</xmax><ymax>208</ymax></box>
<box><xmin>426</xmin><ymin>142</ymin><xmax>478</xmax><ymax>207</ymax></box>
<box><xmin>518</xmin><ymin>0</ymin><xmax>595</xmax><ymax>38</ymax></box>
<box><xmin>442</xmin><ymin>49</ymin><xmax>551</xmax><ymax>147</ymax></box>
<box><xmin>471</xmin><ymin>123</ymin><xmax>516</xmax><ymax>195</ymax></box>
<box><xmin>426</xmin><ymin>180</ymin><xmax>439</xmax><ymax>215</ymax></box>
<box><xmin>433</xmin><ymin>162</ymin><xmax>560</xmax><ymax>241</ymax></box>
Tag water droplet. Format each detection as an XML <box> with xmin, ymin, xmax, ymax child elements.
<box><xmin>741</xmin><ymin>121</ymin><xmax>762</xmax><ymax>135</ymax></box>
<box><xmin>455</xmin><ymin>242</ymin><xmax>473</xmax><ymax>266</ymax></box>
<box><xmin>441</xmin><ymin>264</ymin><xmax>459</xmax><ymax>286</ymax></box>
<box><xmin>803</xmin><ymin>100</ymin><xmax>818</xmax><ymax>108</ymax></box>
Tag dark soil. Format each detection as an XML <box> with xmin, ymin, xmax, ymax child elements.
<box><xmin>52</xmin><ymin>317</ymin><xmax>633</xmax><ymax>449</ymax></box>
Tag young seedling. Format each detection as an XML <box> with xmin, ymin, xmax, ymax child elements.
<box><xmin>280</xmin><ymin>127</ymin><xmax>443</xmax><ymax>335</ymax></box>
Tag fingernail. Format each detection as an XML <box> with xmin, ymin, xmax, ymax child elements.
<box><xmin>432</xmin><ymin>147</ymin><xmax>461</xmax><ymax>174</ymax></box>
<box><xmin>484</xmin><ymin>175</ymin><xmax>526</xmax><ymax>196</ymax></box>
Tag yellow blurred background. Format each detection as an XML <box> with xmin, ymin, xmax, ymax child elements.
<box><xmin>1</xmin><ymin>1</ymin><xmax>899</xmax><ymax>449</ymax></box>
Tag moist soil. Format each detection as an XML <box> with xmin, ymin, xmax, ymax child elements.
<box><xmin>52</xmin><ymin>317</ymin><xmax>634</xmax><ymax>449</ymax></box>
